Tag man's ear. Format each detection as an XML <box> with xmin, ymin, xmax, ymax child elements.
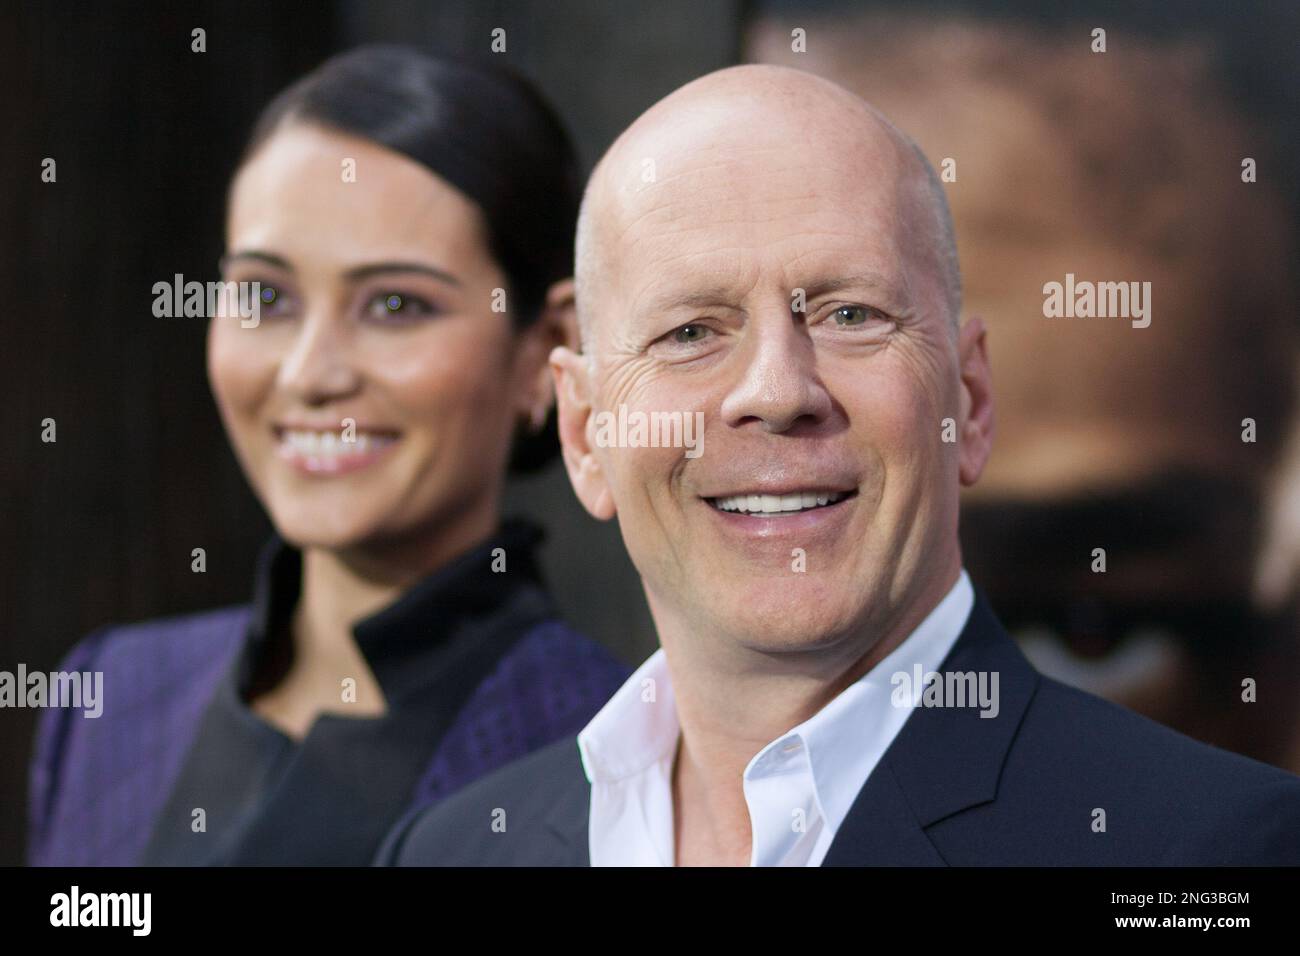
<box><xmin>516</xmin><ymin>279</ymin><xmax>579</xmax><ymax>428</ymax></box>
<box><xmin>550</xmin><ymin>343</ymin><xmax>616</xmax><ymax>520</ymax></box>
<box><xmin>957</xmin><ymin>314</ymin><xmax>995</xmax><ymax>486</ymax></box>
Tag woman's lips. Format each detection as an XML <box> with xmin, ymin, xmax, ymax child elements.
<box><xmin>273</xmin><ymin>426</ymin><xmax>400</xmax><ymax>476</ymax></box>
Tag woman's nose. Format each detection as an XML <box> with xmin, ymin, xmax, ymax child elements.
<box><xmin>276</xmin><ymin>311</ymin><xmax>361</xmax><ymax>404</ymax></box>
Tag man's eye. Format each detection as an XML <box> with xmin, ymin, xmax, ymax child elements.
<box><xmin>672</xmin><ymin>323</ymin><xmax>712</xmax><ymax>344</ymax></box>
<box><xmin>832</xmin><ymin>305</ymin><xmax>881</xmax><ymax>326</ymax></box>
<box><xmin>365</xmin><ymin>292</ymin><xmax>435</xmax><ymax>321</ymax></box>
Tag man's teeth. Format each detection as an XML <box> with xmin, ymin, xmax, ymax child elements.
<box><xmin>712</xmin><ymin>491</ymin><xmax>846</xmax><ymax>514</ymax></box>
<box><xmin>279</xmin><ymin>429</ymin><xmax>397</xmax><ymax>456</ymax></box>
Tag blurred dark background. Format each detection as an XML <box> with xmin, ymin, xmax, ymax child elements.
<box><xmin>4</xmin><ymin>0</ymin><xmax>1298</xmax><ymax>864</ymax></box>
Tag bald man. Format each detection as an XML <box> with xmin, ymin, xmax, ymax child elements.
<box><xmin>378</xmin><ymin>66</ymin><xmax>1300</xmax><ymax>866</ymax></box>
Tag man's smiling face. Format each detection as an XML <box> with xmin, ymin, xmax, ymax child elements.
<box><xmin>557</xmin><ymin>68</ymin><xmax>993</xmax><ymax>655</ymax></box>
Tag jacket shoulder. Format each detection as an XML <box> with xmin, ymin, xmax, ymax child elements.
<box><xmin>57</xmin><ymin>605</ymin><xmax>250</xmax><ymax>717</ymax></box>
<box><xmin>1029</xmin><ymin>676</ymin><xmax>1300</xmax><ymax>790</ymax></box>
<box><xmin>27</xmin><ymin>605</ymin><xmax>249</xmax><ymax>865</ymax></box>
<box><xmin>1044</xmin><ymin>678</ymin><xmax>1300</xmax><ymax>862</ymax></box>
<box><xmin>936</xmin><ymin>674</ymin><xmax>1300</xmax><ymax>864</ymax></box>
<box><xmin>379</xmin><ymin>735</ymin><xmax>589</xmax><ymax>866</ymax></box>
<box><xmin>90</xmin><ymin>604</ymin><xmax>251</xmax><ymax>663</ymax></box>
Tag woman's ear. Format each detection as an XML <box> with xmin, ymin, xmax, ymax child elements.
<box><xmin>550</xmin><ymin>343</ymin><xmax>616</xmax><ymax>520</ymax></box>
<box><xmin>516</xmin><ymin>278</ymin><xmax>578</xmax><ymax>430</ymax></box>
<box><xmin>544</xmin><ymin>277</ymin><xmax>579</xmax><ymax>349</ymax></box>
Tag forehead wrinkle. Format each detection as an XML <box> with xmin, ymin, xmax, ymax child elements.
<box><xmin>613</xmin><ymin>136</ymin><xmax>888</xmax><ymax>232</ymax></box>
<box><xmin>640</xmin><ymin>223</ymin><xmax>909</xmax><ymax>283</ymax></box>
<box><xmin>600</xmin><ymin>167</ymin><xmax>831</xmax><ymax>270</ymax></box>
<box><xmin>626</xmin><ymin>255</ymin><xmax>751</xmax><ymax>317</ymax></box>
<box><xmin>618</xmin><ymin>203</ymin><xmax>830</xmax><ymax>274</ymax></box>
<box><xmin>624</xmin><ymin>219</ymin><xmax>916</xmax><ymax>325</ymax></box>
<box><xmin>588</xmin><ymin>104</ymin><xmax>881</xmax><ymax>253</ymax></box>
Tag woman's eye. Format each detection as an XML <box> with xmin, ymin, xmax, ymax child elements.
<box><xmin>671</xmin><ymin>323</ymin><xmax>712</xmax><ymax>344</ymax></box>
<box><xmin>259</xmin><ymin>284</ymin><xmax>287</xmax><ymax>314</ymax></box>
<box><xmin>249</xmin><ymin>282</ymin><xmax>294</xmax><ymax>319</ymax></box>
<box><xmin>365</xmin><ymin>292</ymin><xmax>435</xmax><ymax>321</ymax></box>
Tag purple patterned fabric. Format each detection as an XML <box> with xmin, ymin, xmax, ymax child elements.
<box><xmin>27</xmin><ymin>609</ymin><xmax>628</xmax><ymax>866</ymax></box>
<box><xmin>411</xmin><ymin>620</ymin><xmax>628</xmax><ymax>805</ymax></box>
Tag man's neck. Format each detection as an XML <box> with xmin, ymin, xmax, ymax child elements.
<box><xmin>655</xmin><ymin>565</ymin><xmax>963</xmax><ymax>865</ymax></box>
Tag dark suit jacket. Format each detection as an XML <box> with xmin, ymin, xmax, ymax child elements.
<box><xmin>377</xmin><ymin>590</ymin><xmax>1300</xmax><ymax>865</ymax></box>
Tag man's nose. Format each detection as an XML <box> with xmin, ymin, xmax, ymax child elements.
<box><xmin>719</xmin><ymin>310</ymin><xmax>832</xmax><ymax>433</ymax></box>
<box><xmin>276</xmin><ymin>310</ymin><xmax>361</xmax><ymax>404</ymax></box>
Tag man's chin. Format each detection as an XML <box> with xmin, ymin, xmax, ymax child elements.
<box><xmin>700</xmin><ymin>591</ymin><xmax>872</xmax><ymax>654</ymax></box>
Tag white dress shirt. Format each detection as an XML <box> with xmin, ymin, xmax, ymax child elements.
<box><xmin>577</xmin><ymin>570</ymin><xmax>974</xmax><ymax>866</ymax></box>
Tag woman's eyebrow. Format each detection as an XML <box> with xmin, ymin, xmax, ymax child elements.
<box><xmin>217</xmin><ymin>254</ymin><xmax>462</xmax><ymax>288</ymax></box>
<box><xmin>219</xmin><ymin>250</ymin><xmax>292</xmax><ymax>272</ymax></box>
<box><xmin>342</xmin><ymin>262</ymin><xmax>461</xmax><ymax>286</ymax></box>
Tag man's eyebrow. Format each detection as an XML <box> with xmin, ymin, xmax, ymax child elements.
<box><xmin>641</xmin><ymin>285</ymin><xmax>738</xmax><ymax>314</ymax></box>
<box><xmin>635</xmin><ymin>271</ymin><xmax>905</xmax><ymax>317</ymax></box>
<box><xmin>799</xmin><ymin>271</ymin><xmax>902</xmax><ymax>301</ymax></box>
<box><xmin>218</xmin><ymin>253</ymin><xmax>462</xmax><ymax>287</ymax></box>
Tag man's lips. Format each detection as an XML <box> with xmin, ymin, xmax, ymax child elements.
<box><xmin>703</xmin><ymin>488</ymin><xmax>859</xmax><ymax>516</ymax></box>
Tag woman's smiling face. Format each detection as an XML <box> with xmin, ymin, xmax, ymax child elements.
<box><xmin>209</xmin><ymin>122</ymin><xmax>541</xmax><ymax>557</ymax></box>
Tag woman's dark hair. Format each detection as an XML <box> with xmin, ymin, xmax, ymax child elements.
<box><xmin>238</xmin><ymin>45</ymin><xmax>582</xmax><ymax>472</ymax></box>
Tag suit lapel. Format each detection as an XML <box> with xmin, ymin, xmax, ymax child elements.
<box><xmin>541</xmin><ymin>740</ymin><xmax>592</xmax><ymax>866</ymax></box>
<box><xmin>823</xmin><ymin>590</ymin><xmax>1039</xmax><ymax>865</ymax></box>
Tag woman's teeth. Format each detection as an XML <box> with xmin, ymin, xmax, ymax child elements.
<box><xmin>712</xmin><ymin>491</ymin><xmax>847</xmax><ymax>514</ymax></box>
<box><xmin>279</xmin><ymin>429</ymin><xmax>398</xmax><ymax>456</ymax></box>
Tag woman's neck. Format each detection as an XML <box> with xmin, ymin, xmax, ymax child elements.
<box><xmin>251</xmin><ymin>508</ymin><xmax>500</xmax><ymax>738</ymax></box>
<box><xmin>297</xmin><ymin>505</ymin><xmax>500</xmax><ymax>639</ymax></box>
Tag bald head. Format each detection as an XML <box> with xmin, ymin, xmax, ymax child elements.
<box><xmin>574</xmin><ymin>64</ymin><xmax>960</xmax><ymax>351</ymax></box>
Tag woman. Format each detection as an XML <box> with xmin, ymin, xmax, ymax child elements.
<box><xmin>28</xmin><ymin>46</ymin><xmax>628</xmax><ymax>865</ymax></box>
